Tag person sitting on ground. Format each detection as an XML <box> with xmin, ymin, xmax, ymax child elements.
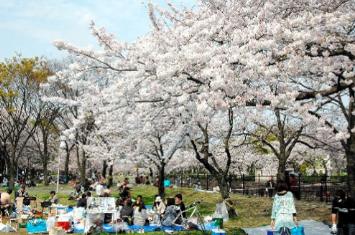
<box><xmin>77</xmin><ymin>193</ymin><xmax>88</xmax><ymax>208</ymax></box>
<box><xmin>99</xmin><ymin>175</ymin><xmax>106</xmax><ymax>185</ymax></box>
<box><xmin>119</xmin><ymin>178</ymin><xmax>131</xmax><ymax>199</ymax></box>
<box><xmin>16</xmin><ymin>185</ymin><xmax>30</xmax><ymax>206</ymax></box>
<box><xmin>120</xmin><ymin>199</ymin><xmax>134</xmax><ymax>224</ymax></box>
<box><xmin>153</xmin><ymin>196</ymin><xmax>166</xmax><ymax>214</ymax></box>
<box><xmin>133</xmin><ymin>195</ymin><xmax>145</xmax><ymax>210</ymax></box>
<box><xmin>103</xmin><ymin>185</ymin><xmax>111</xmax><ymax>197</ymax></box>
<box><xmin>46</xmin><ymin>190</ymin><xmax>59</xmax><ymax>204</ymax></box>
<box><xmin>271</xmin><ymin>180</ymin><xmax>298</xmax><ymax>232</ymax></box>
<box><xmin>1</xmin><ymin>189</ymin><xmax>13</xmax><ymax>215</ymax></box>
<box><xmin>162</xmin><ymin>198</ymin><xmax>177</xmax><ymax>226</ymax></box>
<box><xmin>145</xmin><ymin>176</ymin><xmax>151</xmax><ymax>185</ymax></box>
<box><xmin>175</xmin><ymin>193</ymin><xmax>186</xmax><ymax>223</ymax></box>
<box><xmin>133</xmin><ymin>200</ymin><xmax>148</xmax><ymax>226</ymax></box>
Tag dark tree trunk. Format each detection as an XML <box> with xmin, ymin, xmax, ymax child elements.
<box><xmin>0</xmin><ymin>157</ymin><xmax>5</xmax><ymax>183</ymax></box>
<box><xmin>8</xmin><ymin>159</ymin><xmax>17</xmax><ymax>190</ymax></box>
<box><xmin>102</xmin><ymin>160</ymin><xmax>108</xmax><ymax>178</ymax></box>
<box><xmin>277</xmin><ymin>156</ymin><xmax>287</xmax><ymax>182</ymax></box>
<box><xmin>158</xmin><ymin>164</ymin><xmax>165</xmax><ymax>198</ymax></box>
<box><xmin>108</xmin><ymin>165</ymin><xmax>113</xmax><ymax>187</ymax></box>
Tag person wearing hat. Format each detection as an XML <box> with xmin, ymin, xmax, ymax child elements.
<box><xmin>153</xmin><ymin>196</ymin><xmax>166</xmax><ymax>214</ymax></box>
<box><xmin>16</xmin><ymin>185</ymin><xmax>30</xmax><ymax>206</ymax></box>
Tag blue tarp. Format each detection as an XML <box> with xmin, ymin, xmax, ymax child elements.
<box><xmin>101</xmin><ymin>222</ymin><xmax>217</xmax><ymax>233</ymax></box>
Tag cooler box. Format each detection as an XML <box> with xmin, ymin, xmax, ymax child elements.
<box><xmin>212</xmin><ymin>218</ymin><xmax>223</xmax><ymax>228</ymax></box>
<box><xmin>57</xmin><ymin>216</ymin><xmax>70</xmax><ymax>230</ymax></box>
<box><xmin>211</xmin><ymin>229</ymin><xmax>226</xmax><ymax>235</ymax></box>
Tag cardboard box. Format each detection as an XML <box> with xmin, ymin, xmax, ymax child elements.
<box><xmin>49</xmin><ymin>226</ymin><xmax>67</xmax><ymax>235</ymax></box>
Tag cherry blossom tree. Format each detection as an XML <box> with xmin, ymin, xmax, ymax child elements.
<box><xmin>51</xmin><ymin>0</ymin><xmax>355</xmax><ymax>197</ymax></box>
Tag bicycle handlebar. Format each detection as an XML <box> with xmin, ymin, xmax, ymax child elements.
<box><xmin>187</xmin><ymin>198</ymin><xmax>204</xmax><ymax>207</ymax></box>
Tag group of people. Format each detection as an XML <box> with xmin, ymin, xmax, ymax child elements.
<box><xmin>270</xmin><ymin>179</ymin><xmax>355</xmax><ymax>235</ymax></box>
<box><xmin>0</xmin><ymin>185</ymin><xmax>32</xmax><ymax>215</ymax></box>
<box><xmin>114</xmin><ymin>177</ymin><xmax>186</xmax><ymax>226</ymax></box>
<box><xmin>117</xmin><ymin>193</ymin><xmax>186</xmax><ymax>227</ymax></box>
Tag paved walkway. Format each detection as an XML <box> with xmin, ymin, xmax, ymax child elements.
<box><xmin>242</xmin><ymin>219</ymin><xmax>331</xmax><ymax>235</ymax></box>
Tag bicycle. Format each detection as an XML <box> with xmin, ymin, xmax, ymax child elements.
<box><xmin>161</xmin><ymin>198</ymin><xmax>207</xmax><ymax>235</ymax></box>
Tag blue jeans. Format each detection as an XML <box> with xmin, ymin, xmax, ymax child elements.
<box><xmin>338</xmin><ymin>224</ymin><xmax>355</xmax><ymax>235</ymax></box>
<box><xmin>349</xmin><ymin>224</ymin><xmax>355</xmax><ymax>235</ymax></box>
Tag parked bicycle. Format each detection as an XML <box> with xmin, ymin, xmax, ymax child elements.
<box><xmin>161</xmin><ymin>198</ymin><xmax>207</xmax><ymax>235</ymax></box>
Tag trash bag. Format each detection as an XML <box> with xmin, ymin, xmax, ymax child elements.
<box><xmin>0</xmin><ymin>221</ymin><xmax>17</xmax><ymax>232</ymax></box>
<box><xmin>47</xmin><ymin>216</ymin><xmax>57</xmax><ymax>231</ymax></box>
<box><xmin>212</xmin><ymin>202</ymin><xmax>229</xmax><ymax>222</ymax></box>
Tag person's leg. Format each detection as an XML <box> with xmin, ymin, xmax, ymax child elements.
<box><xmin>348</xmin><ymin>224</ymin><xmax>355</xmax><ymax>235</ymax></box>
<box><xmin>337</xmin><ymin>227</ymin><xmax>345</xmax><ymax>235</ymax></box>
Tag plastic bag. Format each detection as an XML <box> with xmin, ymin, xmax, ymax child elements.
<box><xmin>0</xmin><ymin>221</ymin><xmax>17</xmax><ymax>232</ymax></box>
<box><xmin>212</xmin><ymin>202</ymin><xmax>229</xmax><ymax>222</ymax></box>
<box><xmin>47</xmin><ymin>216</ymin><xmax>57</xmax><ymax>231</ymax></box>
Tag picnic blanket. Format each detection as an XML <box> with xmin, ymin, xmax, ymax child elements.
<box><xmin>99</xmin><ymin>222</ymin><xmax>217</xmax><ymax>233</ymax></box>
<box><xmin>242</xmin><ymin>220</ymin><xmax>330</xmax><ymax>235</ymax></box>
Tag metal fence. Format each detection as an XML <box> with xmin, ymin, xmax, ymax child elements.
<box><xmin>166</xmin><ymin>173</ymin><xmax>348</xmax><ymax>203</ymax></box>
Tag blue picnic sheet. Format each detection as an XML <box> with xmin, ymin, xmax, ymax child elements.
<box><xmin>101</xmin><ymin>222</ymin><xmax>217</xmax><ymax>233</ymax></box>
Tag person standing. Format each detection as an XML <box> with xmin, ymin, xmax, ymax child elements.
<box><xmin>331</xmin><ymin>189</ymin><xmax>355</xmax><ymax>235</ymax></box>
<box><xmin>270</xmin><ymin>180</ymin><xmax>298</xmax><ymax>233</ymax></box>
<box><xmin>266</xmin><ymin>177</ymin><xmax>276</xmax><ymax>197</ymax></box>
<box><xmin>290</xmin><ymin>174</ymin><xmax>300</xmax><ymax>200</ymax></box>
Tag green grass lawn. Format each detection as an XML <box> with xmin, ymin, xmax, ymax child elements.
<box><xmin>2</xmin><ymin>181</ymin><xmax>331</xmax><ymax>235</ymax></box>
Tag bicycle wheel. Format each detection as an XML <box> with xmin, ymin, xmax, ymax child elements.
<box><xmin>196</xmin><ymin>211</ymin><xmax>207</xmax><ymax>235</ymax></box>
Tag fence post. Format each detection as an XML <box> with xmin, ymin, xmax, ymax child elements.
<box><xmin>229</xmin><ymin>174</ymin><xmax>232</xmax><ymax>194</ymax></box>
<box><xmin>320</xmin><ymin>180</ymin><xmax>324</xmax><ymax>202</ymax></box>
<box><xmin>180</xmin><ymin>173</ymin><xmax>183</xmax><ymax>188</ymax></box>
<box><xmin>298</xmin><ymin>174</ymin><xmax>301</xmax><ymax>200</ymax></box>
<box><xmin>206</xmin><ymin>174</ymin><xmax>209</xmax><ymax>191</ymax></box>
<box><xmin>325</xmin><ymin>174</ymin><xmax>328</xmax><ymax>203</ymax></box>
<box><xmin>242</xmin><ymin>174</ymin><xmax>245</xmax><ymax>195</ymax></box>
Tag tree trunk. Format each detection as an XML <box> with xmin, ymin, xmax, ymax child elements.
<box><xmin>216</xmin><ymin>175</ymin><xmax>230</xmax><ymax>199</ymax></box>
<box><xmin>108</xmin><ymin>165</ymin><xmax>113</xmax><ymax>187</ymax></box>
<box><xmin>0</xmin><ymin>158</ymin><xmax>5</xmax><ymax>183</ymax></box>
<box><xmin>43</xmin><ymin>165</ymin><xmax>49</xmax><ymax>185</ymax></box>
<box><xmin>277</xmin><ymin>156</ymin><xmax>287</xmax><ymax>181</ymax></box>
<box><xmin>346</xmin><ymin>146</ymin><xmax>355</xmax><ymax>199</ymax></box>
<box><xmin>8</xmin><ymin>160</ymin><xmax>17</xmax><ymax>190</ymax></box>
<box><xmin>102</xmin><ymin>160</ymin><xmax>108</xmax><ymax>178</ymax></box>
<box><xmin>158</xmin><ymin>164</ymin><xmax>165</xmax><ymax>198</ymax></box>
<box><xmin>80</xmin><ymin>151</ymin><xmax>87</xmax><ymax>183</ymax></box>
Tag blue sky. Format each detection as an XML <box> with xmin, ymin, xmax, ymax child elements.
<box><xmin>0</xmin><ymin>0</ymin><xmax>195</xmax><ymax>62</ymax></box>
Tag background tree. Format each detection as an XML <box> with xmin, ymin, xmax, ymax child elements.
<box><xmin>0</xmin><ymin>55</ymin><xmax>52</xmax><ymax>188</ymax></box>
